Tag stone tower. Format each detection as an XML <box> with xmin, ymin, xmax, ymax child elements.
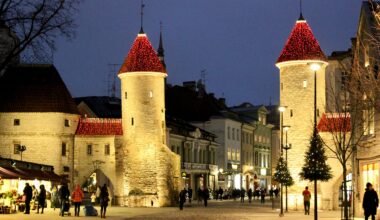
<box><xmin>276</xmin><ymin>15</ymin><xmax>330</xmax><ymax>209</ymax></box>
<box><xmin>118</xmin><ymin>29</ymin><xmax>180</xmax><ymax>207</ymax></box>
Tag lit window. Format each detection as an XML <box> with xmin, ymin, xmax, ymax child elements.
<box><xmin>14</xmin><ymin>144</ymin><xmax>20</xmax><ymax>154</ymax></box>
<box><xmin>303</xmin><ymin>80</ymin><xmax>307</xmax><ymax>88</ymax></box>
<box><xmin>149</xmin><ymin>91</ymin><xmax>153</xmax><ymax>98</ymax></box>
<box><xmin>14</xmin><ymin>119</ymin><xmax>20</xmax><ymax>126</ymax></box>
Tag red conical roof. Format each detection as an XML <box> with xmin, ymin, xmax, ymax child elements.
<box><xmin>276</xmin><ymin>19</ymin><xmax>327</xmax><ymax>64</ymax></box>
<box><xmin>119</xmin><ymin>33</ymin><xmax>166</xmax><ymax>74</ymax></box>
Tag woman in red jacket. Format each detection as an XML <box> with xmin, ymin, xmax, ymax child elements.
<box><xmin>71</xmin><ymin>184</ymin><xmax>84</xmax><ymax>217</ymax></box>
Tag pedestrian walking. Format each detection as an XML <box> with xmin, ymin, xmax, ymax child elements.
<box><xmin>260</xmin><ymin>188</ymin><xmax>266</xmax><ymax>204</ymax></box>
<box><xmin>71</xmin><ymin>184</ymin><xmax>84</xmax><ymax>216</ymax></box>
<box><xmin>58</xmin><ymin>182</ymin><xmax>70</xmax><ymax>216</ymax></box>
<box><xmin>197</xmin><ymin>188</ymin><xmax>202</xmax><ymax>204</ymax></box>
<box><xmin>218</xmin><ymin>187</ymin><xmax>223</xmax><ymax>200</ymax></box>
<box><xmin>274</xmin><ymin>188</ymin><xmax>279</xmax><ymax>198</ymax></box>
<box><xmin>302</xmin><ymin>186</ymin><xmax>311</xmax><ymax>215</ymax></box>
<box><xmin>179</xmin><ymin>188</ymin><xmax>186</xmax><ymax>210</ymax></box>
<box><xmin>248</xmin><ymin>188</ymin><xmax>253</xmax><ymax>203</ymax></box>
<box><xmin>23</xmin><ymin>183</ymin><xmax>33</xmax><ymax>214</ymax></box>
<box><xmin>203</xmin><ymin>187</ymin><xmax>209</xmax><ymax>207</ymax></box>
<box><xmin>240</xmin><ymin>188</ymin><xmax>246</xmax><ymax>203</ymax></box>
<box><xmin>363</xmin><ymin>182</ymin><xmax>379</xmax><ymax>220</ymax></box>
<box><xmin>37</xmin><ymin>184</ymin><xmax>46</xmax><ymax>214</ymax></box>
<box><xmin>100</xmin><ymin>184</ymin><xmax>110</xmax><ymax>218</ymax></box>
<box><xmin>51</xmin><ymin>186</ymin><xmax>60</xmax><ymax>210</ymax></box>
<box><xmin>188</xmin><ymin>187</ymin><xmax>193</xmax><ymax>204</ymax></box>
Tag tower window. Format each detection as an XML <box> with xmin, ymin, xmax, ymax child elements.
<box><xmin>64</xmin><ymin>119</ymin><xmax>70</xmax><ymax>127</ymax></box>
<box><xmin>303</xmin><ymin>80</ymin><xmax>307</xmax><ymax>88</ymax></box>
<box><xmin>105</xmin><ymin>144</ymin><xmax>110</xmax><ymax>155</ymax></box>
<box><xmin>87</xmin><ymin>144</ymin><xmax>92</xmax><ymax>155</ymax></box>
<box><xmin>14</xmin><ymin>119</ymin><xmax>20</xmax><ymax>126</ymax></box>
<box><xmin>131</xmin><ymin>117</ymin><xmax>134</xmax><ymax>126</ymax></box>
<box><xmin>290</xmin><ymin>109</ymin><xmax>293</xmax><ymax>117</ymax></box>
<box><xmin>125</xmin><ymin>92</ymin><xmax>127</xmax><ymax>99</ymax></box>
<box><xmin>149</xmin><ymin>91</ymin><xmax>153</xmax><ymax>98</ymax></box>
<box><xmin>62</xmin><ymin>142</ymin><xmax>67</xmax><ymax>156</ymax></box>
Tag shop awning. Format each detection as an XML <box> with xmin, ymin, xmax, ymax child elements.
<box><xmin>0</xmin><ymin>166</ymin><xmax>64</xmax><ymax>182</ymax></box>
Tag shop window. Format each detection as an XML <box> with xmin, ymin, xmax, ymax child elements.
<box><xmin>62</xmin><ymin>143</ymin><xmax>67</xmax><ymax>156</ymax></box>
<box><xmin>14</xmin><ymin>119</ymin><xmax>20</xmax><ymax>126</ymax></box>
<box><xmin>362</xmin><ymin>163</ymin><xmax>379</xmax><ymax>192</ymax></box>
<box><xmin>87</xmin><ymin>144</ymin><xmax>92</xmax><ymax>155</ymax></box>
<box><xmin>104</xmin><ymin>144</ymin><xmax>110</xmax><ymax>155</ymax></box>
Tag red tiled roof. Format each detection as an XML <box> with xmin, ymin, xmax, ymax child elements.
<box><xmin>75</xmin><ymin>118</ymin><xmax>123</xmax><ymax>135</ymax></box>
<box><xmin>119</xmin><ymin>33</ymin><xmax>166</xmax><ymax>74</ymax></box>
<box><xmin>317</xmin><ymin>113</ymin><xmax>351</xmax><ymax>132</ymax></box>
<box><xmin>276</xmin><ymin>20</ymin><xmax>327</xmax><ymax>64</ymax></box>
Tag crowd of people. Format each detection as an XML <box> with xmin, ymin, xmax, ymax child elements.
<box><xmin>22</xmin><ymin>182</ymin><xmax>110</xmax><ymax>218</ymax></box>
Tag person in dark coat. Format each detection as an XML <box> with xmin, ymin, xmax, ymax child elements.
<box><xmin>188</xmin><ymin>187</ymin><xmax>193</xmax><ymax>204</ymax></box>
<box><xmin>179</xmin><ymin>188</ymin><xmax>186</xmax><ymax>210</ymax></box>
<box><xmin>260</xmin><ymin>188</ymin><xmax>266</xmax><ymax>204</ymax></box>
<box><xmin>240</xmin><ymin>188</ymin><xmax>246</xmax><ymax>203</ymax></box>
<box><xmin>100</xmin><ymin>184</ymin><xmax>109</xmax><ymax>218</ymax></box>
<box><xmin>218</xmin><ymin>187</ymin><xmax>223</xmax><ymax>200</ymax></box>
<box><xmin>363</xmin><ymin>182</ymin><xmax>379</xmax><ymax>220</ymax></box>
<box><xmin>248</xmin><ymin>188</ymin><xmax>253</xmax><ymax>203</ymax></box>
<box><xmin>197</xmin><ymin>188</ymin><xmax>202</xmax><ymax>204</ymax></box>
<box><xmin>37</xmin><ymin>184</ymin><xmax>46</xmax><ymax>214</ymax></box>
<box><xmin>23</xmin><ymin>183</ymin><xmax>33</xmax><ymax>214</ymax></box>
<box><xmin>203</xmin><ymin>188</ymin><xmax>209</xmax><ymax>207</ymax></box>
<box><xmin>58</xmin><ymin>183</ymin><xmax>70</xmax><ymax>216</ymax></box>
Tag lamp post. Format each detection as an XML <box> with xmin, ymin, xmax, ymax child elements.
<box><xmin>282</xmin><ymin>125</ymin><xmax>291</xmax><ymax>212</ymax></box>
<box><xmin>309</xmin><ymin>62</ymin><xmax>322</xmax><ymax>220</ymax></box>
<box><xmin>278</xmin><ymin>106</ymin><xmax>286</xmax><ymax>217</ymax></box>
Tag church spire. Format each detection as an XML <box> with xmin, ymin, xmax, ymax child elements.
<box><xmin>157</xmin><ymin>22</ymin><xmax>166</xmax><ymax>68</ymax></box>
<box><xmin>298</xmin><ymin>0</ymin><xmax>305</xmax><ymax>21</ymax></box>
<box><xmin>139</xmin><ymin>0</ymin><xmax>145</xmax><ymax>34</ymax></box>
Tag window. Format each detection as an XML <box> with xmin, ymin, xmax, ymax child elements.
<box><xmin>255</xmin><ymin>152</ymin><xmax>258</xmax><ymax>166</ymax></box>
<box><xmin>227</xmin><ymin>127</ymin><xmax>230</xmax><ymax>139</ymax></box>
<box><xmin>62</xmin><ymin>143</ymin><xmax>67</xmax><ymax>156</ymax></box>
<box><xmin>64</xmin><ymin>119</ymin><xmax>70</xmax><ymax>127</ymax></box>
<box><xmin>125</xmin><ymin>92</ymin><xmax>127</xmax><ymax>99</ymax></box>
<box><xmin>232</xmin><ymin>128</ymin><xmax>235</xmax><ymax>140</ymax></box>
<box><xmin>303</xmin><ymin>80</ymin><xmax>307</xmax><ymax>88</ymax></box>
<box><xmin>87</xmin><ymin>144</ymin><xmax>92</xmax><ymax>155</ymax></box>
<box><xmin>105</xmin><ymin>144</ymin><xmax>110</xmax><ymax>155</ymax></box>
<box><xmin>14</xmin><ymin>119</ymin><xmax>20</xmax><ymax>126</ymax></box>
<box><xmin>242</xmin><ymin>132</ymin><xmax>245</xmax><ymax>143</ymax></box>
<box><xmin>228</xmin><ymin>148</ymin><xmax>232</xmax><ymax>160</ymax></box>
<box><xmin>237</xmin><ymin>129</ymin><xmax>240</xmax><ymax>141</ymax></box>
<box><xmin>290</xmin><ymin>109</ymin><xmax>293</xmax><ymax>117</ymax></box>
<box><xmin>258</xmin><ymin>153</ymin><xmax>262</xmax><ymax>167</ymax></box>
<box><xmin>131</xmin><ymin>117</ymin><xmax>134</xmax><ymax>126</ymax></box>
<box><xmin>149</xmin><ymin>91</ymin><xmax>153</xmax><ymax>98</ymax></box>
<box><xmin>14</xmin><ymin>144</ymin><xmax>20</xmax><ymax>154</ymax></box>
<box><xmin>362</xmin><ymin>163</ymin><xmax>379</xmax><ymax>194</ymax></box>
<box><xmin>363</xmin><ymin>107</ymin><xmax>375</xmax><ymax>135</ymax></box>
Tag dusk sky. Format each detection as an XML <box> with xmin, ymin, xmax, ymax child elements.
<box><xmin>54</xmin><ymin>0</ymin><xmax>361</xmax><ymax>107</ymax></box>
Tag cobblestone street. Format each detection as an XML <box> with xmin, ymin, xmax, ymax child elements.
<box><xmin>0</xmin><ymin>199</ymin><xmax>363</xmax><ymax>220</ymax></box>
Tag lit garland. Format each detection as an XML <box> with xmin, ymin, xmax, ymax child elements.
<box><xmin>119</xmin><ymin>34</ymin><xmax>166</xmax><ymax>74</ymax></box>
<box><xmin>76</xmin><ymin>118</ymin><xmax>123</xmax><ymax>135</ymax></box>
<box><xmin>317</xmin><ymin>113</ymin><xmax>351</xmax><ymax>132</ymax></box>
<box><xmin>277</xmin><ymin>20</ymin><xmax>327</xmax><ymax>63</ymax></box>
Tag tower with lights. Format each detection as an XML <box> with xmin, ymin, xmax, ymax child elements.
<box><xmin>117</xmin><ymin>27</ymin><xmax>180</xmax><ymax>207</ymax></box>
<box><xmin>276</xmin><ymin>14</ymin><xmax>337</xmax><ymax>209</ymax></box>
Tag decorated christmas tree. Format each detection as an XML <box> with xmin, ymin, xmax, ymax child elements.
<box><xmin>273</xmin><ymin>156</ymin><xmax>294</xmax><ymax>187</ymax></box>
<box><xmin>299</xmin><ymin>130</ymin><xmax>332</xmax><ymax>181</ymax></box>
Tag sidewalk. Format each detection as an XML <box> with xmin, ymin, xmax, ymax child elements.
<box><xmin>0</xmin><ymin>200</ymin><xmax>366</xmax><ymax>220</ymax></box>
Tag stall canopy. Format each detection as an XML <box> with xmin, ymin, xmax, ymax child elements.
<box><xmin>0</xmin><ymin>158</ymin><xmax>65</xmax><ymax>182</ymax></box>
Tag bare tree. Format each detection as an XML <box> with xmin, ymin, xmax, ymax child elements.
<box><xmin>0</xmin><ymin>0</ymin><xmax>80</xmax><ymax>72</ymax></box>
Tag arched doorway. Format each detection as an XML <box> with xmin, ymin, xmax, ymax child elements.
<box><xmin>84</xmin><ymin>169</ymin><xmax>115</xmax><ymax>204</ymax></box>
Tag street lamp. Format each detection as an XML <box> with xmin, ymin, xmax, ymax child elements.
<box><xmin>308</xmin><ymin>62</ymin><xmax>322</xmax><ymax>220</ymax></box>
<box><xmin>282</xmin><ymin>125</ymin><xmax>291</xmax><ymax>212</ymax></box>
<box><xmin>278</xmin><ymin>106</ymin><xmax>286</xmax><ymax>217</ymax></box>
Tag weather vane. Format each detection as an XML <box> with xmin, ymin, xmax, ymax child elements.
<box><xmin>140</xmin><ymin>0</ymin><xmax>145</xmax><ymax>33</ymax></box>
